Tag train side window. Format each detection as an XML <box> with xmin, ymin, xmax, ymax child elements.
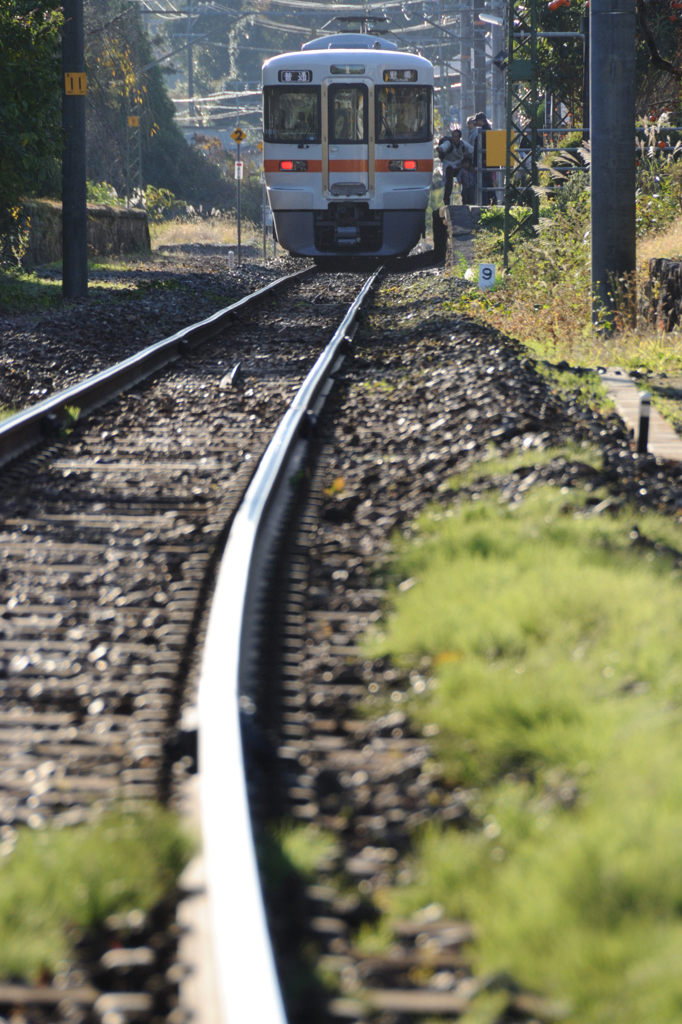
<box><xmin>264</xmin><ymin>86</ymin><xmax>320</xmax><ymax>144</ymax></box>
<box><xmin>329</xmin><ymin>84</ymin><xmax>367</xmax><ymax>144</ymax></box>
<box><xmin>376</xmin><ymin>85</ymin><xmax>432</xmax><ymax>144</ymax></box>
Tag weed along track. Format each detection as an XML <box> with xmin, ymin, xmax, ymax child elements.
<box><xmin>0</xmin><ymin>267</ymin><xmax>373</xmax><ymax>1022</ymax></box>
<box><xmin>246</xmin><ymin>268</ymin><xmax>682</xmax><ymax>1024</ymax></box>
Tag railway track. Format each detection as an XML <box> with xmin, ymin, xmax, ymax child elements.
<box><xmin>233</xmin><ymin>268</ymin><xmax>667</xmax><ymax>1024</ymax></box>
<box><xmin>3</xmin><ymin>255</ymin><xmax>672</xmax><ymax>1024</ymax></box>
<box><xmin>0</xmin><ymin>265</ymin><xmax>380</xmax><ymax>1024</ymax></box>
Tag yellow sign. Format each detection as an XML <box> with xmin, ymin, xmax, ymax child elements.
<box><xmin>485</xmin><ymin>129</ymin><xmax>506</xmax><ymax>167</ymax></box>
<box><xmin>64</xmin><ymin>72</ymin><xmax>87</xmax><ymax>96</ymax></box>
<box><xmin>128</xmin><ymin>115</ymin><xmax>140</xmax><ymax>128</ymax></box>
<box><xmin>257</xmin><ymin>142</ymin><xmax>263</xmax><ymax>152</ymax></box>
<box><xmin>231</xmin><ymin>127</ymin><xmax>246</xmax><ymax>143</ymax></box>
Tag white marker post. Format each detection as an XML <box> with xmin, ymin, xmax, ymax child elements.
<box><xmin>479</xmin><ymin>263</ymin><xmax>496</xmax><ymax>290</ymax></box>
<box><xmin>234</xmin><ymin>157</ymin><xmax>243</xmax><ymax>266</ymax></box>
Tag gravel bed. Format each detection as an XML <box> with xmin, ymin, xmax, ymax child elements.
<box><xmin>0</xmin><ymin>268</ymin><xmax>365</xmax><ymax>1024</ymax></box>
<box><xmin>254</xmin><ymin>267</ymin><xmax>682</xmax><ymax>1023</ymax></box>
<box><xmin>0</xmin><ymin>250</ymin><xmax>308</xmax><ymax>409</ymax></box>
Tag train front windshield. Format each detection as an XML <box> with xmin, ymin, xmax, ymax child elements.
<box><xmin>264</xmin><ymin>86</ymin><xmax>320</xmax><ymax>143</ymax></box>
<box><xmin>376</xmin><ymin>85</ymin><xmax>431</xmax><ymax>143</ymax></box>
<box><xmin>329</xmin><ymin>84</ymin><xmax>367</xmax><ymax>144</ymax></box>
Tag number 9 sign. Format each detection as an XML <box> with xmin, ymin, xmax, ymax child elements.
<box><xmin>478</xmin><ymin>263</ymin><xmax>496</xmax><ymax>290</ymax></box>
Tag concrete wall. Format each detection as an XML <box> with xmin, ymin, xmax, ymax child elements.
<box><xmin>22</xmin><ymin>199</ymin><xmax>150</xmax><ymax>266</ymax></box>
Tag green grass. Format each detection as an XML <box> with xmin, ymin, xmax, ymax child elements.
<box><xmin>363</xmin><ymin>457</ymin><xmax>682</xmax><ymax>1022</ymax></box>
<box><xmin>535</xmin><ymin>363</ymin><xmax>612</xmax><ymax>414</ymax></box>
<box><xmin>0</xmin><ymin>266</ymin><xmax>63</xmax><ymax>311</ymax></box>
<box><xmin>444</xmin><ymin>443</ymin><xmax>604</xmax><ymax>495</ymax></box>
<box><xmin>0</xmin><ymin>806</ymin><xmax>193</xmax><ymax>981</ymax></box>
<box><xmin>278</xmin><ymin>823</ymin><xmax>339</xmax><ymax>879</ymax></box>
<box><xmin>257</xmin><ymin>822</ymin><xmax>339</xmax><ymax>904</ymax></box>
<box><xmin>0</xmin><ymin>259</ymin><xmax>178</xmax><ymax>312</ymax></box>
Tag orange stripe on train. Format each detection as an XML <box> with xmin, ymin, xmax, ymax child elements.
<box><xmin>329</xmin><ymin>159</ymin><xmax>367</xmax><ymax>172</ymax></box>
<box><xmin>264</xmin><ymin>158</ymin><xmax>433</xmax><ymax>173</ymax></box>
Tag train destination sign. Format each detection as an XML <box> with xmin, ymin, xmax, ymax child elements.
<box><xmin>278</xmin><ymin>70</ymin><xmax>312</xmax><ymax>82</ymax></box>
<box><xmin>383</xmin><ymin>69</ymin><xmax>418</xmax><ymax>82</ymax></box>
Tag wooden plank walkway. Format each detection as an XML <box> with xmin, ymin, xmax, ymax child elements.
<box><xmin>601</xmin><ymin>367</ymin><xmax>682</xmax><ymax>462</ymax></box>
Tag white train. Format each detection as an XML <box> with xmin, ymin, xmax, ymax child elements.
<box><xmin>262</xmin><ymin>35</ymin><xmax>434</xmax><ymax>256</ymax></box>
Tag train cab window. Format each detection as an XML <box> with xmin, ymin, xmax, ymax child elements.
<box><xmin>376</xmin><ymin>85</ymin><xmax>432</xmax><ymax>144</ymax></box>
<box><xmin>264</xmin><ymin>86</ymin><xmax>320</xmax><ymax>144</ymax></box>
<box><xmin>329</xmin><ymin>84</ymin><xmax>367</xmax><ymax>144</ymax></box>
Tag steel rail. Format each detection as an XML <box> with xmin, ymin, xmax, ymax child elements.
<box><xmin>198</xmin><ymin>267</ymin><xmax>383</xmax><ymax>1024</ymax></box>
<box><xmin>0</xmin><ymin>266</ymin><xmax>315</xmax><ymax>470</ymax></box>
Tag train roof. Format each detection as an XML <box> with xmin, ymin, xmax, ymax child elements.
<box><xmin>263</xmin><ymin>45</ymin><xmax>433</xmax><ymax>74</ymax></box>
<box><xmin>301</xmin><ymin>33</ymin><xmax>397</xmax><ymax>51</ymax></box>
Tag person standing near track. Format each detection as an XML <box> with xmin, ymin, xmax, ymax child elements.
<box><xmin>457</xmin><ymin>156</ymin><xmax>477</xmax><ymax>205</ymax></box>
<box><xmin>469</xmin><ymin>111</ymin><xmax>497</xmax><ymax>206</ymax></box>
<box><xmin>437</xmin><ymin>126</ymin><xmax>473</xmax><ymax>206</ymax></box>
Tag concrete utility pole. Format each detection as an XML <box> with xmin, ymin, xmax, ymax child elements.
<box><xmin>590</xmin><ymin>0</ymin><xmax>636</xmax><ymax>328</ymax></box>
<box><xmin>62</xmin><ymin>0</ymin><xmax>88</xmax><ymax>299</ymax></box>
<box><xmin>460</xmin><ymin>0</ymin><xmax>474</xmax><ymax>125</ymax></box>
<box><xmin>491</xmin><ymin>18</ymin><xmax>506</xmax><ymax>129</ymax></box>
<box><xmin>474</xmin><ymin>0</ymin><xmax>487</xmax><ymax>113</ymax></box>
<box><xmin>187</xmin><ymin>0</ymin><xmax>195</xmax><ymax>120</ymax></box>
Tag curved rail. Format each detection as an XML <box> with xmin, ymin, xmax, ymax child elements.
<box><xmin>198</xmin><ymin>268</ymin><xmax>383</xmax><ymax>1024</ymax></box>
<box><xmin>0</xmin><ymin>266</ymin><xmax>314</xmax><ymax>469</ymax></box>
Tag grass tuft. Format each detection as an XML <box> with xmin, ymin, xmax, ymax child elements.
<box><xmin>0</xmin><ymin>805</ymin><xmax>193</xmax><ymax>981</ymax></box>
<box><xmin>365</xmin><ymin>457</ymin><xmax>682</xmax><ymax>1022</ymax></box>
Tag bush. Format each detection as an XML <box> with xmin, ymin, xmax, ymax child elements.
<box><xmin>86</xmin><ymin>182</ymin><xmax>126</xmax><ymax>207</ymax></box>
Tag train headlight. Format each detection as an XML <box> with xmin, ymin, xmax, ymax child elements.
<box><xmin>388</xmin><ymin>160</ymin><xmax>418</xmax><ymax>171</ymax></box>
<box><xmin>279</xmin><ymin>160</ymin><xmax>308</xmax><ymax>171</ymax></box>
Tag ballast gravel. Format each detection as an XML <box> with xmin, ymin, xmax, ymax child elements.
<box><xmin>0</xmin><ymin>247</ymin><xmax>306</xmax><ymax>409</ymax></box>
<box><xmin>259</xmin><ymin>266</ymin><xmax>682</xmax><ymax>1023</ymax></box>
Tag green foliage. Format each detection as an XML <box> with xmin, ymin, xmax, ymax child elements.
<box><xmin>0</xmin><ymin>805</ymin><xmax>193</xmax><ymax>981</ymax></box>
<box><xmin>278</xmin><ymin>824</ymin><xmax>339</xmax><ymax>879</ymax></box>
<box><xmin>367</xmin><ymin>466</ymin><xmax>682</xmax><ymax>1022</ymax></box>
<box><xmin>632</xmin><ymin>120</ymin><xmax>682</xmax><ymax>236</ymax></box>
<box><xmin>536</xmin><ymin>2</ymin><xmax>586</xmax><ymax>117</ymax></box>
<box><xmin>139</xmin><ymin>185</ymin><xmax>184</xmax><ymax>222</ymax></box>
<box><xmin>450</xmin><ymin>187</ymin><xmax>591</xmax><ymax>352</ymax></box>
<box><xmin>61</xmin><ymin>406</ymin><xmax>81</xmax><ymax>437</ymax></box>
<box><xmin>0</xmin><ymin>1</ymin><xmax>62</xmax><ymax>230</ymax></box>
<box><xmin>636</xmin><ymin>189</ymin><xmax>680</xmax><ymax>236</ymax></box>
<box><xmin>86</xmin><ymin>181</ymin><xmax>188</xmax><ymax>223</ymax></box>
<box><xmin>86</xmin><ymin>182</ymin><xmax>126</xmax><ymax>207</ymax></box>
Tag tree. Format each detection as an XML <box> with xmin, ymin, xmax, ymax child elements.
<box><xmin>0</xmin><ymin>0</ymin><xmax>62</xmax><ymax>231</ymax></box>
<box><xmin>635</xmin><ymin>0</ymin><xmax>682</xmax><ymax>114</ymax></box>
<box><xmin>528</xmin><ymin>0</ymin><xmax>682</xmax><ymax>126</ymax></box>
<box><xmin>85</xmin><ymin>0</ymin><xmax>235</xmax><ymax>209</ymax></box>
